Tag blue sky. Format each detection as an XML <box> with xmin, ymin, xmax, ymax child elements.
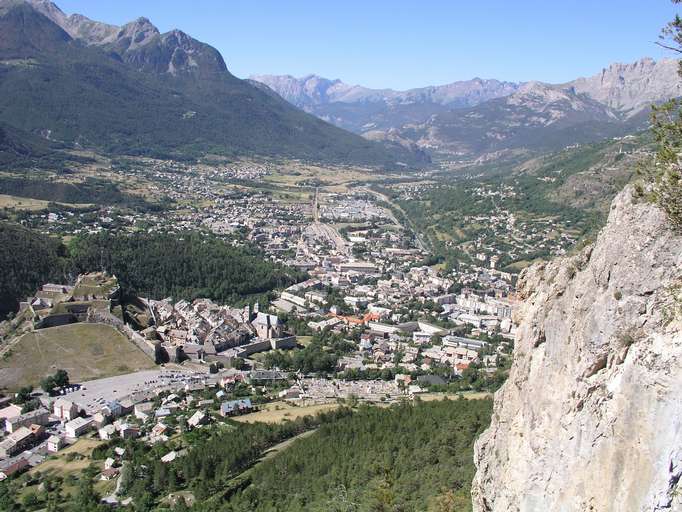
<box><xmin>55</xmin><ymin>0</ymin><xmax>680</xmax><ymax>90</ymax></box>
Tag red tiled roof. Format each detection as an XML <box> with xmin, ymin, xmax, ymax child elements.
<box><xmin>1</xmin><ymin>458</ymin><xmax>29</xmax><ymax>477</ymax></box>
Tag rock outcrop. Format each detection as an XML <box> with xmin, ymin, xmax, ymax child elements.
<box><xmin>250</xmin><ymin>74</ymin><xmax>519</xmax><ymax>109</ymax></box>
<box><xmin>21</xmin><ymin>0</ymin><xmax>227</xmax><ymax>76</ymax></box>
<box><xmin>472</xmin><ymin>186</ymin><xmax>682</xmax><ymax>512</ymax></box>
<box><xmin>566</xmin><ymin>58</ymin><xmax>682</xmax><ymax>116</ymax></box>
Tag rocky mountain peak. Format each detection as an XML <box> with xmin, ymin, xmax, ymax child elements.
<box><xmin>0</xmin><ymin>0</ymin><xmax>72</xmax><ymax>56</ymax></box>
<box><xmin>507</xmin><ymin>81</ymin><xmax>609</xmax><ymax>119</ymax></box>
<box><xmin>24</xmin><ymin>0</ymin><xmax>62</xmax><ymax>18</ymax></box>
<box><xmin>566</xmin><ymin>57</ymin><xmax>682</xmax><ymax>114</ymax></box>
<box><xmin>114</xmin><ymin>16</ymin><xmax>159</xmax><ymax>51</ymax></box>
<box><xmin>20</xmin><ymin>0</ymin><xmax>118</xmax><ymax>45</ymax></box>
<box><xmin>472</xmin><ymin>186</ymin><xmax>682</xmax><ymax>510</ymax></box>
<box><xmin>117</xmin><ymin>26</ymin><xmax>228</xmax><ymax>76</ymax></box>
<box><xmin>7</xmin><ymin>0</ymin><xmax>227</xmax><ymax>76</ymax></box>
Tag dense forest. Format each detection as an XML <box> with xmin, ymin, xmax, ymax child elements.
<box><xmin>0</xmin><ymin>400</ymin><xmax>491</xmax><ymax>511</ymax></box>
<box><xmin>117</xmin><ymin>408</ymin><xmax>356</xmax><ymax>510</ymax></box>
<box><xmin>67</xmin><ymin>232</ymin><xmax>304</xmax><ymax>302</ymax></box>
<box><xmin>0</xmin><ymin>222</ymin><xmax>68</xmax><ymax>317</ymax></box>
<box><xmin>0</xmin><ymin>2</ymin><xmax>426</xmax><ymax>169</ymax></box>
<box><xmin>0</xmin><ymin>222</ymin><xmax>303</xmax><ymax>317</ymax></box>
<box><xmin>222</xmin><ymin>398</ymin><xmax>492</xmax><ymax>511</ymax></box>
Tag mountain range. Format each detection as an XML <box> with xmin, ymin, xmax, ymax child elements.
<box><xmin>0</xmin><ymin>0</ymin><xmax>428</xmax><ymax>168</ymax></box>
<box><xmin>253</xmin><ymin>58</ymin><xmax>682</xmax><ymax>161</ymax></box>
<box><xmin>1</xmin><ymin>0</ymin><xmax>678</xmax><ymax>169</ymax></box>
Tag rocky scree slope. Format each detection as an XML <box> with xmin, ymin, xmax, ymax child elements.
<box><xmin>472</xmin><ymin>185</ymin><xmax>682</xmax><ymax>511</ymax></box>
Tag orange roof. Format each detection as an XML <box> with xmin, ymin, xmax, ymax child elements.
<box><xmin>328</xmin><ymin>311</ymin><xmax>380</xmax><ymax>326</ymax></box>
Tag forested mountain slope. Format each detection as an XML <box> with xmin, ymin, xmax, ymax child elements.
<box><xmin>0</xmin><ymin>0</ymin><xmax>427</xmax><ymax>168</ymax></box>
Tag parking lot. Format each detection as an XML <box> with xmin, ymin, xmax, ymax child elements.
<box><xmin>63</xmin><ymin>369</ymin><xmax>198</xmax><ymax>414</ymax></box>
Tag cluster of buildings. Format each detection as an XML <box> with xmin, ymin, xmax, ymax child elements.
<box><xmin>15</xmin><ymin>158</ymin><xmax>303</xmax><ymax>241</ymax></box>
<box><xmin>319</xmin><ymin>195</ymin><xmax>388</xmax><ymax>222</ymax></box>
<box><xmin>0</xmin><ymin>366</ymin><xmax>277</xmax><ymax>481</ymax></box>
<box><xmin>138</xmin><ymin>298</ymin><xmax>296</xmax><ymax>363</ymax></box>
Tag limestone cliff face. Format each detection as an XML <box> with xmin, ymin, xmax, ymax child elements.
<box><xmin>472</xmin><ymin>186</ymin><xmax>682</xmax><ymax>512</ymax></box>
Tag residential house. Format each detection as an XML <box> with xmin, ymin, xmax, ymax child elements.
<box><xmin>92</xmin><ymin>412</ymin><xmax>109</xmax><ymax>428</ymax></box>
<box><xmin>0</xmin><ymin>458</ymin><xmax>29</xmax><ymax>480</ymax></box>
<box><xmin>0</xmin><ymin>405</ymin><xmax>22</xmax><ymax>424</ymax></box>
<box><xmin>6</xmin><ymin>408</ymin><xmax>49</xmax><ymax>433</ymax></box>
<box><xmin>134</xmin><ymin>402</ymin><xmax>153</xmax><ymax>422</ymax></box>
<box><xmin>47</xmin><ymin>435</ymin><xmax>64</xmax><ymax>453</ymax></box>
<box><xmin>155</xmin><ymin>408</ymin><xmax>172</xmax><ymax>419</ymax></box>
<box><xmin>187</xmin><ymin>410</ymin><xmax>208</xmax><ymax>429</ymax></box>
<box><xmin>101</xmin><ymin>400</ymin><xmax>123</xmax><ymax>419</ymax></box>
<box><xmin>53</xmin><ymin>399</ymin><xmax>79</xmax><ymax>422</ymax></box>
<box><xmin>65</xmin><ymin>417</ymin><xmax>94</xmax><ymax>438</ymax></box>
<box><xmin>119</xmin><ymin>399</ymin><xmax>134</xmax><ymax>416</ymax></box>
<box><xmin>98</xmin><ymin>424</ymin><xmax>116</xmax><ymax>441</ymax></box>
<box><xmin>149</xmin><ymin>422</ymin><xmax>168</xmax><ymax>443</ymax></box>
<box><xmin>119</xmin><ymin>424</ymin><xmax>139</xmax><ymax>440</ymax></box>
<box><xmin>220</xmin><ymin>399</ymin><xmax>253</xmax><ymax>417</ymax></box>
<box><xmin>100</xmin><ymin>468</ymin><xmax>120</xmax><ymax>481</ymax></box>
<box><xmin>0</xmin><ymin>427</ymin><xmax>34</xmax><ymax>458</ymax></box>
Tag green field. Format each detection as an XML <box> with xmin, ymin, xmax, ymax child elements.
<box><xmin>0</xmin><ymin>193</ymin><xmax>93</xmax><ymax>211</ymax></box>
<box><xmin>0</xmin><ymin>323</ymin><xmax>155</xmax><ymax>390</ymax></box>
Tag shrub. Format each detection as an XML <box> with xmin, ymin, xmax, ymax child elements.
<box><xmin>641</xmin><ymin>99</ymin><xmax>682</xmax><ymax>229</ymax></box>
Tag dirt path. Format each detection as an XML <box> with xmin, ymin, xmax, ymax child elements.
<box><xmin>261</xmin><ymin>429</ymin><xmax>316</xmax><ymax>462</ymax></box>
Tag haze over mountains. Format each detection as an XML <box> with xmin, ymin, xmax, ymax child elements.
<box><xmin>249</xmin><ymin>74</ymin><xmax>519</xmax><ymax>132</ymax></box>
<box><xmin>0</xmin><ymin>0</ymin><xmax>679</xmax><ymax>169</ymax></box>
<box><xmin>253</xmin><ymin>58</ymin><xmax>682</xmax><ymax>161</ymax></box>
<box><xmin>0</xmin><ymin>0</ymin><xmax>427</xmax><ymax>168</ymax></box>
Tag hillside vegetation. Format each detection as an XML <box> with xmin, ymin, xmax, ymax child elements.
<box><xmin>0</xmin><ymin>221</ymin><xmax>67</xmax><ymax>316</ymax></box>
<box><xmin>222</xmin><ymin>399</ymin><xmax>492</xmax><ymax>512</ymax></box>
<box><xmin>0</xmin><ymin>2</ymin><xmax>426</xmax><ymax>168</ymax></box>
<box><xmin>0</xmin><ymin>175</ymin><xmax>158</xmax><ymax>211</ymax></box>
<box><xmin>394</xmin><ymin>135</ymin><xmax>647</xmax><ymax>272</ymax></box>
<box><xmin>67</xmin><ymin>232</ymin><xmax>305</xmax><ymax>303</ymax></box>
<box><xmin>91</xmin><ymin>399</ymin><xmax>491</xmax><ymax>512</ymax></box>
<box><xmin>0</xmin><ymin>222</ymin><xmax>303</xmax><ymax>318</ymax></box>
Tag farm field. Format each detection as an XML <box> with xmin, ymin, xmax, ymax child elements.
<box><xmin>0</xmin><ymin>194</ymin><xmax>92</xmax><ymax>211</ymax></box>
